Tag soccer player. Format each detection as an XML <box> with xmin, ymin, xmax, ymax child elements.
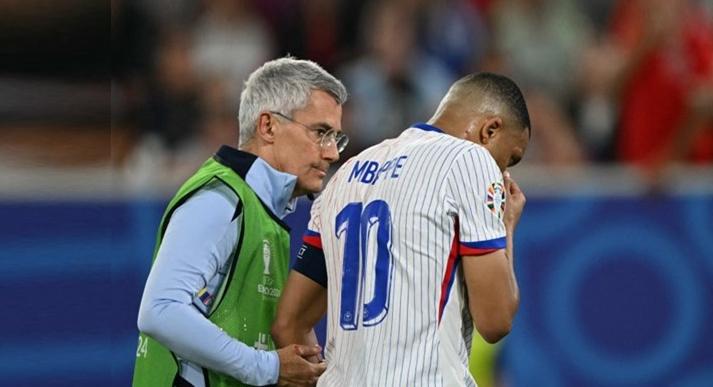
<box><xmin>133</xmin><ymin>57</ymin><xmax>348</xmax><ymax>387</ymax></box>
<box><xmin>272</xmin><ymin>72</ymin><xmax>530</xmax><ymax>386</ymax></box>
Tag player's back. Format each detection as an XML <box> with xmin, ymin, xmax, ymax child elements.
<box><xmin>314</xmin><ymin>124</ymin><xmax>500</xmax><ymax>387</ymax></box>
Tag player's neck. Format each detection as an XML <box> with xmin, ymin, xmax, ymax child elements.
<box><xmin>428</xmin><ymin>116</ymin><xmax>469</xmax><ymax>139</ymax></box>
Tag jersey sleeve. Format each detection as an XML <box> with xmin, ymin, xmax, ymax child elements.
<box><xmin>292</xmin><ymin>194</ymin><xmax>328</xmax><ymax>287</ymax></box>
<box><xmin>445</xmin><ymin>147</ymin><xmax>507</xmax><ymax>256</ymax></box>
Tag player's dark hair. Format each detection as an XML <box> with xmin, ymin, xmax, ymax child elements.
<box><xmin>459</xmin><ymin>72</ymin><xmax>531</xmax><ymax>134</ymax></box>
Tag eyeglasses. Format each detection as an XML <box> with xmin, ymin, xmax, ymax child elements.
<box><xmin>270</xmin><ymin>111</ymin><xmax>349</xmax><ymax>153</ymax></box>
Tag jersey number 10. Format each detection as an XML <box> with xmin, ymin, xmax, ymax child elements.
<box><xmin>336</xmin><ymin>200</ymin><xmax>393</xmax><ymax>330</ymax></box>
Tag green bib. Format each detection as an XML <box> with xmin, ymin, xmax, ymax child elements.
<box><xmin>133</xmin><ymin>157</ymin><xmax>291</xmax><ymax>387</ymax></box>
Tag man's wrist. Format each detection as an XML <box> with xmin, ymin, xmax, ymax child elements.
<box><xmin>267</xmin><ymin>350</ymin><xmax>280</xmax><ymax>384</ymax></box>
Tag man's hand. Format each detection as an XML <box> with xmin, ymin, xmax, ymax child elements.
<box><xmin>503</xmin><ymin>171</ymin><xmax>526</xmax><ymax>232</ymax></box>
<box><xmin>276</xmin><ymin>344</ymin><xmax>326</xmax><ymax>386</ymax></box>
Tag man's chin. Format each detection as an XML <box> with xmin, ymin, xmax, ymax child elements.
<box><xmin>295</xmin><ymin>180</ymin><xmax>324</xmax><ymax>197</ymax></box>
<box><xmin>309</xmin><ymin>181</ymin><xmax>325</xmax><ymax>194</ymax></box>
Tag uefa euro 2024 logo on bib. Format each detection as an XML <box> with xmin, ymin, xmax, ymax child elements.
<box><xmin>257</xmin><ymin>239</ymin><xmax>281</xmax><ymax>298</ymax></box>
<box><xmin>262</xmin><ymin>239</ymin><xmax>271</xmax><ymax>276</ymax></box>
<box><xmin>486</xmin><ymin>181</ymin><xmax>506</xmax><ymax>220</ymax></box>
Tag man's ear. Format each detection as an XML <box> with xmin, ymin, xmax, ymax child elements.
<box><xmin>479</xmin><ymin>116</ymin><xmax>503</xmax><ymax>145</ymax></box>
<box><xmin>255</xmin><ymin>112</ymin><xmax>276</xmax><ymax>144</ymax></box>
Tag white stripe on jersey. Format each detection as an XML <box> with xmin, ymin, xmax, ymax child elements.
<box><xmin>310</xmin><ymin>124</ymin><xmax>505</xmax><ymax>387</ymax></box>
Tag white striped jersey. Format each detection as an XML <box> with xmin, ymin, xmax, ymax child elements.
<box><xmin>297</xmin><ymin>123</ymin><xmax>506</xmax><ymax>387</ymax></box>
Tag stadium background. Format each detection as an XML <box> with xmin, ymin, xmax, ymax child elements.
<box><xmin>1</xmin><ymin>0</ymin><xmax>712</xmax><ymax>386</ymax></box>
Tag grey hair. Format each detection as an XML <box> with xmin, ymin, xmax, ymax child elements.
<box><xmin>238</xmin><ymin>57</ymin><xmax>348</xmax><ymax>147</ymax></box>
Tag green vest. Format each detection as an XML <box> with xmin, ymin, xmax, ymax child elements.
<box><xmin>133</xmin><ymin>156</ymin><xmax>291</xmax><ymax>387</ymax></box>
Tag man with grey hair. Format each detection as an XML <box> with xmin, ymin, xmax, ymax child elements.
<box><xmin>133</xmin><ymin>57</ymin><xmax>348</xmax><ymax>387</ymax></box>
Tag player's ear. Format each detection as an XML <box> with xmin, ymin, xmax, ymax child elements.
<box><xmin>479</xmin><ymin>116</ymin><xmax>503</xmax><ymax>145</ymax></box>
<box><xmin>256</xmin><ymin>112</ymin><xmax>277</xmax><ymax>144</ymax></box>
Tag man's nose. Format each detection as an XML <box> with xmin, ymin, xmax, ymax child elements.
<box><xmin>322</xmin><ymin>142</ymin><xmax>340</xmax><ymax>163</ymax></box>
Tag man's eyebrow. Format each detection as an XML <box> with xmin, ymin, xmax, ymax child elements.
<box><xmin>311</xmin><ymin>121</ymin><xmax>333</xmax><ymax>131</ymax></box>
<box><xmin>313</xmin><ymin>121</ymin><xmax>340</xmax><ymax>133</ymax></box>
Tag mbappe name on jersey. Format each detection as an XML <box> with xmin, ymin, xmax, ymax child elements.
<box><xmin>348</xmin><ymin>155</ymin><xmax>408</xmax><ymax>185</ymax></box>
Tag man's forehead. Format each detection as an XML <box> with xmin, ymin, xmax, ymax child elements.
<box><xmin>294</xmin><ymin>91</ymin><xmax>343</xmax><ymax>129</ymax></box>
<box><xmin>293</xmin><ymin>90</ymin><xmax>336</xmax><ymax>112</ymax></box>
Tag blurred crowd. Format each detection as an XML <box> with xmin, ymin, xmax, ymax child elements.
<box><xmin>111</xmin><ymin>0</ymin><xmax>713</xmax><ymax>186</ymax></box>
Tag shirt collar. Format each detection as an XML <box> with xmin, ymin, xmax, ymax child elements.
<box><xmin>412</xmin><ymin>122</ymin><xmax>444</xmax><ymax>133</ymax></box>
<box><xmin>214</xmin><ymin>146</ymin><xmax>297</xmax><ymax>219</ymax></box>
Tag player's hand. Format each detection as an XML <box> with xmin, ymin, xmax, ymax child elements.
<box><xmin>276</xmin><ymin>344</ymin><xmax>326</xmax><ymax>386</ymax></box>
<box><xmin>503</xmin><ymin>171</ymin><xmax>526</xmax><ymax>232</ymax></box>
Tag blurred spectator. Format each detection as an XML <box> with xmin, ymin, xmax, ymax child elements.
<box><xmin>570</xmin><ymin>0</ymin><xmax>620</xmax><ymax>160</ymax></box>
<box><xmin>109</xmin><ymin>0</ymin><xmax>713</xmax><ymax>174</ymax></box>
<box><xmin>290</xmin><ymin>0</ymin><xmax>340</xmax><ymax>69</ymax></box>
<box><xmin>491</xmin><ymin>0</ymin><xmax>593</xmax><ymax>104</ymax></box>
<box><xmin>140</xmin><ymin>31</ymin><xmax>202</xmax><ymax>152</ymax></box>
<box><xmin>489</xmin><ymin>0</ymin><xmax>589</xmax><ymax>165</ymax></box>
<box><xmin>575</xmin><ymin>0</ymin><xmax>618</xmax><ymax>34</ymax></box>
<box><xmin>112</xmin><ymin>0</ymin><xmax>198</xmax><ymax>127</ymax></box>
<box><xmin>125</xmin><ymin>31</ymin><xmax>205</xmax><ymax>188</ymax></box>
<box><xmin>575</xmin><ymin>39</ymin><xmax>622</xmax><ymax>161</ymax></box>
<box><xmin>112</xmin><ymin>0</ymin><xmax>152</xmax><ymax>133</ymax></box>
<box><xmin>254</xmin><ymin>0</ymin><xmax>371</xmax><ymax>71</ymax></box>
<box><xmin>200</xmin><ymin>77</ymin><xmax>239</xmax><ymax>152</ymax></box>
<box><xmin>416</xmin><ymin>0</ymin><xmax>490</xmax><ymax>76</ymax></box>
<box><xmin>137</xmin><ymin>0</ymin><xmax>199</xmax><ymax>28</ymax></box>
<box><xmin>608</xmin><ymin>0</ymin><xmax>713</xmax><ymax>172</ymax></box>
<box><xmin>191</xmin><ymin>0</ymin><xmax>274</xmax><ymax>106</ymax></box>
<box><xmin>338</xmin><ymin>0</ymin><xmax>453</xmax><ymax>155</ymax></box>
<box><xmin>112</xmin><ymin>0</ymin><xmax>158</xmax><ymax>84</ymax></box>
<box><xmin>521</xmin><ymin>91</ymin><xmax>587</xmax><ymax>165</ymax></box>
<box><xmin>266</xmin><ymin>0</ymin><xmax>342</xmax><ymax>71</ymax></box>
<box><xmin>468</xmin><ymin>0</ymin><xmax>497</xmax><ymax>14</ymax></box>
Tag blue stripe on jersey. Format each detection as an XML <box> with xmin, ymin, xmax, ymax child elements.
<box><xmin>461</xmin><ymin>237</ymin><xmax>506</xmax><ymax>249</ymax></box>
<box><xmin>439</xmin><ymin>229</ymin><xmax>461</xmax><ymax>323</ymax></box>
<box><xmin>439</xmin><ymin>259</ymin><xmax>461</xmax><ymax>323</ymax></box>
<box><xmin>460</xmin><ymin>237</ymin><xmax>506</xmax><ymax>256</ymax></box>
<box><xmin>412</xmin><ymin>122</ymin><xmax>444</xmax><ymax>133</ymax></box>
<box><xmin>304</xmin><ymin>229</ymin><xmax>320</xmax><ymax>237</ymax></box>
